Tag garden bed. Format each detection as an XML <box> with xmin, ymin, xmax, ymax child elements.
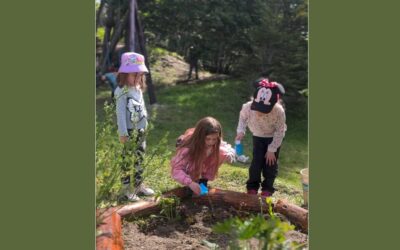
<box><xmin>96</xmin><ymin>187</ymin><xmax>308</xmax><ymax>250</ymax></box>
<box><xmin>122</xmin><ymin>200</ymin><xmax>307</xmax><ymax>250</ymax></box>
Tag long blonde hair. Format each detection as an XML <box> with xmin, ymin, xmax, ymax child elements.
<box><xmin>178</xmin><ymin>117</ymin><xmax>222</xmax><ymax>180</ymax></box>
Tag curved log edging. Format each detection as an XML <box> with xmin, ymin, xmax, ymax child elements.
<box><xmin>96</xmin><ymin>211</ymin><xmax>124</xmax><ymax>250</ymax></box>
<box><xmin>96</xmin><ymin>187</ymin><xmax>308</xmax><ymax>250</ymax></box>
<box><xmin>274</xmin><ymin>199</ymin><xmax>308</xmax><ymax>233</ymax></box>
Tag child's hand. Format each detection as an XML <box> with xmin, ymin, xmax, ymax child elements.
<box><xmin>188</xmin><ymin>182</ymin><xmax>201</xmax><ymax>195</ymax></box>
<box><xmin>119</xmin><ymin>136</ymin><xmax>129</xmax><ymax>143</ymax></box>
<box><xmin>235</xmin><ymin>132</ymin><xmax>244</xmax><ymax>141</ymax></box>
<box><xmin>265</xmin><ymin>151</ymin><xmax>276</xmax><ymax>166</ymax></box>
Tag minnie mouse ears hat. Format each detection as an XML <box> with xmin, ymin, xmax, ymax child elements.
<box><xmin>250</xmin><ymin>78</ymin><xmax>285</xmax><ymax>114</ymax></box>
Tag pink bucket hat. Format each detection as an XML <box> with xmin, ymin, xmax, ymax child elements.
<box><xmin>118</xmin><ymin>52</ymin><xmax>149</xmax><ymax>73</ymax></box>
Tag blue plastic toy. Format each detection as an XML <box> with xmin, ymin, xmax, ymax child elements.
<box><xmin>235</xmin><ymin>140</ymin><xmax>243</xmax><ymax>156</ymax></box>
<box><xmin>199</xmin><ymin>183</ymin><xmax>208</xmax><ymax>196</ymax></box>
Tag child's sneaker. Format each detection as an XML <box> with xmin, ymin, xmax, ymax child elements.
<box><xmin>261</xmin><ymin>190</ymin><xmax>272</xmax><ymax>197</ymax></box>
<box><xmin>237</xmin><ymin>155</ymin><xmax>250</xmax><ymax>163</ymax></box>
<box><xmin>120</xmin><ymin>184</ymin><xmax>141</xmax><ymax>202</ymax></box>
<box><xmin>247</xmin><ymin>189</ymin><xmax>258</xmax><ymax>195</ymax></box>
<box><xmin>136</xmin><ymin>184</ymin><xmax>155</xmax><ymax>196</ymax></box>
<box><xmin>125</xmin><ymin>192</ymin><xmax>140</xmax><ymax>202</ymax></box>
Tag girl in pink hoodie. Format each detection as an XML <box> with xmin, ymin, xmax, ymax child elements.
<box><xmin>171</xmin><ymin>117</ymin><xmax>235</xmax><ymax>195</ymax></box>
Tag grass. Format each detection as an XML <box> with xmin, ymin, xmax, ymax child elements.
<box><xmin>96</xmin><ymin>78</ymin><xmax>308</xmax><ymax>205</ymax></box>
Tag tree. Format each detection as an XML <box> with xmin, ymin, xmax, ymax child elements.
<box><xmin>99</xmin><ymin>0</ymin><xmax>308</xmax><ymax>97</ymax></box>
<box><xmin>97</xmin><ymin>0</ymin><xmax>157</xmax><ymax>104</ymax></box>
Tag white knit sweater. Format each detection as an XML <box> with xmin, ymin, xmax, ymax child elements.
<box><xmin>236</xmin><ymin>101</ymin><xmax>286</xmax><ymax>152</ymax></box>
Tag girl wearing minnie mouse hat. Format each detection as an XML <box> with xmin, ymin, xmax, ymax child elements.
<box><xmin>235</xmin><ymin>77</ymin><xmax>286</xmax><ymax>197</ymax></box>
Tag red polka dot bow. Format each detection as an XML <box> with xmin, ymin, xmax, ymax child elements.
<box><xmin>258</xmin><ymin>79</ymin><xmax>277</xmax><ymax>88</ymax></box>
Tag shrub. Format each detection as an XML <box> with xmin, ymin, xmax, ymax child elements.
<box><xmin>96</xmin><ymin>101</ymin><xmax>170</xmax><ymax>209</ymax></box>
<box><xmin>213</xmin><ymin>197</ymin><xmax>302</xmax><ymax>250</ymax></box>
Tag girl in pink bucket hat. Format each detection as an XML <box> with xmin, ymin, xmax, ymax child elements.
<box><xmin>235</xmin><ymin>77</ymin><xmax>286</xmax><ymax>198</ymax></box>
<box><xmin>114</xmin><ymin>52</ymin><xmax>154</xmax><ymax>202</ymax></box>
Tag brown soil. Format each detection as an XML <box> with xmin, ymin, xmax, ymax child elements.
<box><xmin>122</xmin><ymin>200</ymin><xmax>308</xmax><ymax>250</ymax></box>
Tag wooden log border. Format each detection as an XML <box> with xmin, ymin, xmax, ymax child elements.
<box><xmin>96</xmin><ymin>187</ymin><xmax>308</xmax><ymax>250</ymax></box>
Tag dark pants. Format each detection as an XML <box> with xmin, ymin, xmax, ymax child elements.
<box><xmin>246</xmin><ymin>136</ymin><xmax>281</xmax><ymax>193</ymax></box>
<box><xmin>188</xmin><ymin>60</ymin><xmax>199</xmax><ymax>80</ymax></box>
<box><xmin>121</xmin><ymin>129</ymin><xmax>146</xmax><ymax>188</ymax></box>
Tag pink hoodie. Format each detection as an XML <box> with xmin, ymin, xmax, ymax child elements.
<box><xmin>170</xmin><ymin>141</ymin><xmax>235</xmax><ymax>186</ymax></box>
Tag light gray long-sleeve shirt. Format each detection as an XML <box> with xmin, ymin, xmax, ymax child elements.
<box><xmin>114</xmin><ymin>86</ymin><xmax>148</xmax><ymax>136</ymax></box>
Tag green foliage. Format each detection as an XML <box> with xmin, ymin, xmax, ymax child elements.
<box><xmin>137</xmin><ymin>0</ymin><xmax>307</xmax><ymax>97</ymax></box>
<box><xmin>97</xmin><ymin>0</ymin><xmax>307</xmax><ymax>97</ymax></box>
<box><xmin>158</xmin><ymin>195</ymin><xmax>181</xmax><ymax>221</ymax></box>
<box><xmin>96</xmin><ymin>27</ymin><xmax>105</xmax><ymax>42</ymax></box>
<box><xmin>96</xmin><ymin>101</ymin><xmax>170</xmax><ymax>209</ymax></box>
<box><xmin>96</xmin><ymin>101</ymin><xmax>125</xmax><ymax>208</ymax></box>
<box><xmin>213</xmin><ymin>198</ymin><xmax>299</xmax><ymax>250</ymax></box>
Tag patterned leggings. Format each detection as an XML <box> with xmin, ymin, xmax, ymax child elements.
<box><xmin>120</xmin><ymin>129</ymin><xmax>146</xmax><ymax>187</ymax></box>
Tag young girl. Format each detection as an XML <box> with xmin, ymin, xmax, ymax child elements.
<box><xmin>236</xmin><ymin>78</ymin><xmax>286</xmax><ymax>197</ymax></box>
<box><xmin>114</xmin><ymin>52</ymin><xmax>154</xmax><ymax>201</ymax></box>
<box><xmin>171</xmin><ymin>117</ymin><xmax>235</xmax><ymax>195</ymax></box>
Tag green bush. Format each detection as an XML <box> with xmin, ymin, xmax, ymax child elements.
<box><xmin>213</xmin><ymin>198</ymin><xmax>302</xmax><ymax>250</ymax></box>
<box><xmin>96</xmin><ymin>101</ymin><xmax>170</xmax><ymax>209</ymax></box>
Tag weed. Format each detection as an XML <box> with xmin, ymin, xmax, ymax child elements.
<box><xmin>158</xmin><ymin>195</ymin><xmax>181</xmax><ymax>221</ymax></box>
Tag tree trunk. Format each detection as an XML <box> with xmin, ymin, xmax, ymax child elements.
<box><xmin>135</xmin><ymin>1</ymin><xmax>157</xmax><ymax>104</ymax></box>
<box><xmin>100</xmin><ymin>5</ymin><xmax>113</xmax><ymax>74</ymax></box>
<box><xmin>124</xmin><ymin>23</ymin><xmax>129</xmax><ymax>50</ymax></box>
<box><xmin>96</xmin><ymin>0</ymin><xmax>106</xmax><ymax>32</ymax></box>
<box><xmin>107</xmin><ymin>11</ymin><xmax>129</xmax><ymax>70</ymax></box>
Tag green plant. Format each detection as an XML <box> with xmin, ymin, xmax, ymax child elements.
<box><xmin>213</xmin><ymin>198</ymin><xmax>301</xmax><ymax>250</ymax></box>
<box><xmin>158</xmin><ymin>195</ymin><xmax>181</xmax><ymax>221</ymax></box>
<box><xmin>96</xmin><ymin>101</ymin><xmax>125</xmax><ymax>208</ymax></box>
<box><xmin>96</xmin><ymin>101</ymin><xmax>170</xmax><ymax>209</ymax></box>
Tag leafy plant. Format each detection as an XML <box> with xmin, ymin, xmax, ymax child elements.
<box><xmin>96</xmin><ymin>101</ymin><xmax>125</xmax><ymax>208</ymax></box>
<box><xmin>158</xmin><ymin>195</ymin><xmax>181</xmax><ymax>221</ymax></box>
<box><xmin>213</xmin><ymin>197</ymin><xmax>301</xmax><ymax>250</ymax></box>
<box><xmin>96</xmin><ymin>101</ymin><xmax>170</xmax><ymax>209</ymax></box>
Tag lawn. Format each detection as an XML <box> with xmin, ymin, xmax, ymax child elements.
<box><xmin>96</xmin><ymin>78</ymin><xmax>308</xmax><ymax>205</ymax></box>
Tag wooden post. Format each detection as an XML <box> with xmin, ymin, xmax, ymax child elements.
<box><xmin>129</xmin><ymin>0</ymin><xmax>136</xmax><ymax>51</ymax></box>
<box><xmin>134</xmin><ymin>0</ymin><xmax>157</xmax><ymax>104</ymax></box>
